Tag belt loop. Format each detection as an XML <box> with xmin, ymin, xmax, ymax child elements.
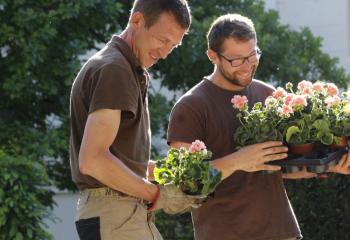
<box><xmin>84</xmin><ymin>191</ymin><xmax>91</xmax><ymax>204</ymax></box>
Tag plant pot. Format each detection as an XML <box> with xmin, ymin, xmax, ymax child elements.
<box><xmin>329</xmin><ymin>136</ymin><xmax>348</xmax><ymax>150</ymax></box>
<box><xmin>288</xmin><ymin>143</ymin><xmax>315</xmax><ymax>155</ymax></box>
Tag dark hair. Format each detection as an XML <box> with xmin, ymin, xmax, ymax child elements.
<box><xmin>207</xmin><ymin>14</ymin><xmax>256</xmax><ymax>53</ymax></box>
<box><xmin>131</xmin><ymin>0</ymin><xmax>191</xmax><ymax>30</ymax></box>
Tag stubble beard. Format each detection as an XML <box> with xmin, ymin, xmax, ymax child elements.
<box><xmin>219</xmin><ymin>64</ymin><xmax>257</xmax><ymax>88</ymax></box>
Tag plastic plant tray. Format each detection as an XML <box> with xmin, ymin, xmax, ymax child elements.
<box><xmin>267</xmin><ymin>147</ymin><xmax>348</xmax><ymax>174</ymax></box>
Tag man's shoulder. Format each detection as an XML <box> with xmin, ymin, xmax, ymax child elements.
<box><xmin>250</xmin><ymin>79</ymin><xmax>275</xmax><ymax>95</ymax></box>
<box><xmin>86</xmin><ymin>45</ymin><xmax>132</xmax><ymax>74</ymax></box>
<box><xmin>251</xmin><ymin>79</ymin><xmax>275</xmax><ymax>91</ymax></box>
<box><xmin>176</xmin><ymin>80</ymin><xmax>208</xmax><ymax>106</ymax></box>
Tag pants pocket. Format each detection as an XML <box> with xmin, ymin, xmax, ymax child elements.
<box><xmin>75</xmin><ymin>217</ymin><xmax>101</xmax><ymax>240</ymax></box>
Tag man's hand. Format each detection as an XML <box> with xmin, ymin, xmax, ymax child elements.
<box><xmin>282</xmin><ymin>167</ymin><xmax>317</xmax><ymax>179</ymax></box>
<box><xmin>232</xmin><ymin>141</ymin><xmax>288</xmax><ymax>172</ymax></box>
<box><xmin>328</xmin><ymin>151</ymin><xmax>350</xmax><ymax>175</ymax></box>
<box><xmin>150</xmin><ymin>184</ymin><xmax>206</xmax><ymax>214</ymax></box>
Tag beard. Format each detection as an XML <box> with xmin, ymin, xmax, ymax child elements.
<box><xmin>218</xmin><ymin>64</ymin><xmax>257</xmax><ymax>88</ymax></box>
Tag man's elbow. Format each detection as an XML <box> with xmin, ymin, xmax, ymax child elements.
<box><xmin>79</xmin><ymin>153</ymin><xmax>96</xmax><ymax>176</ymax></box>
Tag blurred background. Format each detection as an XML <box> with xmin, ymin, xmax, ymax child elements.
<box><xmin>1</xmin><ymin>0</ymin><xmax>349</xmax><ymax>239</ymax></box>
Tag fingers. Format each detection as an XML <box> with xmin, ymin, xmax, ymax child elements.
<box><xmin>328</xmin><ymin>153</ymin><xmax>350</xmax><ymax>174</ymax></box>
<box><xmin>255</xmin><ymin>141</ymin><xmax>285</xmax><ymax>149</ymax></box>
<box><xmin>337</xmin><ymin>154</ymin><xmax>347</xmax><ymax>167</ymax></box>
<box><xmin>283</xmin><ymin>167</ymin><xmax>317</xmax><ymax>179</ymax></box>
<box><xmin>340</xmin><ymin>152</ymin><xmax>350</xmax><ymax>168</ymax></box>
<box><xmin>283</xmin><ymin>172</ymin><xmax>317</xmax><ymax>179</ymax></box>
<box><xmin>261</xmin><ymin>152</ymin><xmax>288</xmax><ymax>163</ymax></box>
<box><xmin>340</xmin><ymin>152</ymin><xmax>350</xmax><ymax>174</ymax></box>
<box><xmin>261</xmin><ymin>146</ymin><xmax>288</xmax><ymax>156</ymax></box>
<box><xmin>257</xmin><ymin>164</ymin><xmax>281</xmax><ymax>171</ymax></box>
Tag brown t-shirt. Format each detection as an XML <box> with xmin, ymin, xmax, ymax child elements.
<box><xmin>167</xmin><ymin>79</ymin><xmax>301</xmax><ymax>240</ymax></box>
<box><xmin>70</xmin><ymin>35</ymin><xmax>150</xmax><ymax>190</ymax></box>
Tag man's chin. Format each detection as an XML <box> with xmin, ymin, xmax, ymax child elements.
<box><xmin>227</xmin><ymin>77</ymin><xmax>252</xmax><ymax>88</ymax></box>
<box><xmin>144</xmin><ymin>60</ymin><xmax>158</xmax><ymax>69</ymax></box>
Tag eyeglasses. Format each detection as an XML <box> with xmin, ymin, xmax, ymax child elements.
<box><xmin>217</xmin><ymin>48</ymin><xmax>262</xmax><ymax>67</ymax></box>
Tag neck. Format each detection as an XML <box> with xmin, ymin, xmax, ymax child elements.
<box><xmin>207</xmin><ymin>68</ymin><xmax>245</xmax><ymax>92</ymax></box>
<box><xmin>119</xmin><ymin>27</ymin><xmax>136</xmax><ymax>56</ymax></box>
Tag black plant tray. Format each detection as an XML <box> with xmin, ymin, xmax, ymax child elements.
<box><xmin>266</xmin><ymin>147</ymin><xmax>348</xmax><ymax>174</ymax></box>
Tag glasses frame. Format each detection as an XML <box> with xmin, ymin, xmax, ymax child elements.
<box><xmin>217</xmin><ymin>48</ymin><xmax>262</xmax><ymax>67</ymax></box>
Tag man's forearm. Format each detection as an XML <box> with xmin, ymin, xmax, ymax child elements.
<box><xmin>80</xmin><ymin>151</ymin><xmax>158</xmax><ymax>201</ymax></box>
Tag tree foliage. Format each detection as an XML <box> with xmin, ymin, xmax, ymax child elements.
<box><xmin>0</xmin><ymin>0</ymin><xmax>131</xmax><ymax>191</ymax></box>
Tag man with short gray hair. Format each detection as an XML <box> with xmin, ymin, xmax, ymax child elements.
<box><xmin>70</xmin><ymin>1</ymin><xmax>198</xmax><ymax>239</ymax></box>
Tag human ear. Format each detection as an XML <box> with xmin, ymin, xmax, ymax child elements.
<box><xmin>130</xmin><ymin>12</ymin><xmax>145</xmax><ymax>30</ymax></box>
<box><xmin>207</xmin><ymin>49</ymin><xmax>219</xmax><ymax>64</ymax></box>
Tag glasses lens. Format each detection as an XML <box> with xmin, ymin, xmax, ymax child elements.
<box><xmin>247</xmin><ymin>54</ymin><xmax>258</xmax><ymax>63</ymax></box>
<box><xmin>231</xmin><ymin>59</ymin><xmax>245</xmax><ymax>67</ymax></box>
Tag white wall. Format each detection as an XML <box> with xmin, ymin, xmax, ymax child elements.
<box><xmin>45</xmin><ymin>192</ymin><xmax>79</xmax><ymax>240</ymax></box>
<box><xmin>264</xmin><ymin>0</ymin><xmax>350</xmax><ymax>73</ymax></box>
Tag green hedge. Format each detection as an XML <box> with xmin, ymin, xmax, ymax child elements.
<box><xmin>156</xmin><ymin>211</ymin><xmax>193</xmax><ymax>240</ymax></box>
<box><xmin>286</xmin><ymin>175</ymin><xmax>350</xmax><ymax>239</ymax></box>
<box><xmin>0</xmin><ymin>151</ymin><xmax>53</xmax><ymax>240</ymax></box>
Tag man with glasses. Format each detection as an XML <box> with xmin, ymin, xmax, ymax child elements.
<box><xmin>167</xmin><ymin>14</ymin><xmax>306</xmax><ymax>240</ymax></box>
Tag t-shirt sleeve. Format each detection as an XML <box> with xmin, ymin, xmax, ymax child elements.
<box><xmin>88</xmin><ymin>63</ymin><xmax>138</xmax><ymax>116</ymax></box>
<box><xmin>167</xmin><ymin>101</ymin><xmax>205</xmax><ymax>145</ymax></box>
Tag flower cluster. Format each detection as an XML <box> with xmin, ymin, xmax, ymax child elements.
<box><xmin>154</xmin><ymin>140</ymin><xmax>222</xmax><ymax>195</ymax></box>
<box><xmin>233</xmin><ymin>80</ymin><xmax>350</xmax><ymax>148</ymax></box>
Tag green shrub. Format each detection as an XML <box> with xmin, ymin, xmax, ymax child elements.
<box><xmin>286</xmin><ymin>176</ymin><xmax>350</xmax><ymax>239</ymax></box>
<box><xmin>0</xmin><ymin>150</ymin><xmax>54</xmax><ymax>240</ymax></box>
<box><xmin>156</xmin><ymin>211</ymin><xmax>193</xmax><ymax>240</ymax></box>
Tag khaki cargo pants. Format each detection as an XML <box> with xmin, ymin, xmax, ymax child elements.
<box><xmin>75</xmin><ymin>187</ymin><xmax>163</xmax><ymax>240</ymax></box>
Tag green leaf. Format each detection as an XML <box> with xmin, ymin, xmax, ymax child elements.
<box><xmin>317</xmin><ymin>132</ymin><xmax>334</xmax><ymax>145</ymax></box>
<box><xmin>312</xmin><ymin>119</ymin><xmax>330</xmax><ymax>131</ymax></box>
<box><xmin>286</xmin><ymin>126</ymin><xmax>301</xmax><ymax>143</ymax></box>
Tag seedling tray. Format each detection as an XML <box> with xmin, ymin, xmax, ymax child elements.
<box><xmin>267</xmin><ymin>147</ymin><xmax>348</xmax><ymax>173</ymax></box>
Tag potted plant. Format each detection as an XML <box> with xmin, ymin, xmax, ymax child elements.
<box><xmin>154</xmin><ymin>140</ymin><xmax>222</xmax><ymax>195</ymax></box>
<box><xmin>233</xmin><ymin>80</ymin><xmax>347</xmax><ymax>155</ymax></box>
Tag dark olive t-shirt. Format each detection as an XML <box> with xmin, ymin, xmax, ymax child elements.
<box><xmin>167</xmin><ymin>79</ymin><xmax>301</xmax><ymax>240</ymax></box>
<box><xmin>70</xmin><ymin>35</ymin><xmax>150</xmax><ymax>190</ymax></box>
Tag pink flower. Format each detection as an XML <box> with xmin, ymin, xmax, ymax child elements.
<box><xmin>272</xmin><ymin>87</ymin><xmax>287</xmax><ymax>99</ymax></box>
<box><xmin>284</xmin><ymin>94</ymin><xmax>294</xmax><ymax>106</ymax></box>
<box><xmin>231</xmin><ymin>95</ymin><xmax>248</xmax><ymax>110</ymax></box>
<box><xmin>312</xmin><ymin>82</ymin><xmax>324</xmax><ymax>92</ymax></box>
<box><xmin>303</xmin><ymin>87</ymin><xmax>314</xmax><ymax>96</ymax></box>
<box><xmin>189</xmin><ymin>140</ymin><xmax>206</xmax><ymax>153</ymax></box>
<box><xmin>297</xmin><ymin>80</ymin><xmax>313</xmax><ymax>90</ymax></box>
<box><xmin>325</xmin><ymin>96</ymin><xmax>341</xmax><ymax>107</ymax></box>
<box><xmin>326</xmin><ymin>83</ymin><xmax>339</xmax><ymax>96</ymax></box>
<box><xmin>277</xmin><ymin>104</ymin><xmax>294</xmax><ymax>117</ymax></box>
<box><xmin>290</xmin><ymin>95</ymin><xmax>307</xmax><ymax>108</ymax></box>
